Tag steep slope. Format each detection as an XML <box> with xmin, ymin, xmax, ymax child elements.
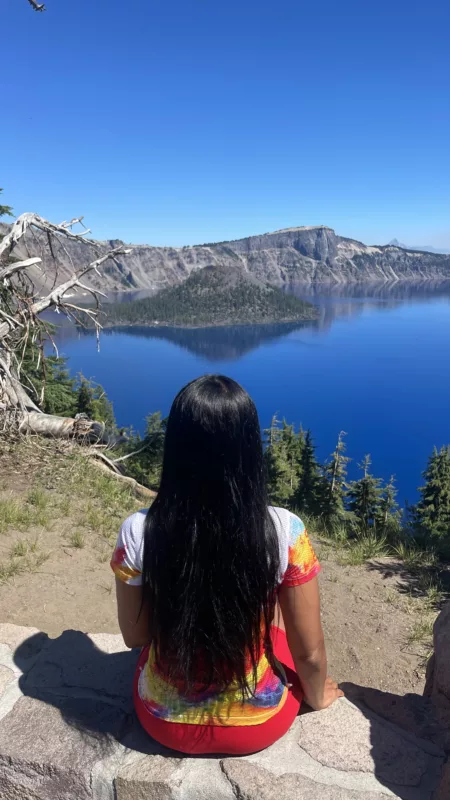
<box><xmin>2</xmin><ymin>222</ymin><xmax>450</xmax><ymax>292</ymax></box>
<box><xmin>100</xmin><ymin>263</ymin><xmax>318</xmax><ymax>327</ymax></box>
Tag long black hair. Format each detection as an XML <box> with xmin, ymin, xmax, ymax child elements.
<box><xmin>142</xmin><ymin>375</ymin><xmax>280</xmax><ymax>698</ymax></box>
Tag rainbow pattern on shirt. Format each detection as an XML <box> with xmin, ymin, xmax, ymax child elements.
<box><xmin>111</xmin><ymin>513</ymin><xmax>320</xmax><ymax>726</ymax></box>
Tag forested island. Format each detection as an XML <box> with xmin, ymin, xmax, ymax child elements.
<box><xmin>95</xmin><ymin>265</ymin><xmax>318</xmax><ymax>328</ymax></box>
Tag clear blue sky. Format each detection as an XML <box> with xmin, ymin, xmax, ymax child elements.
<box><xmin>2</xmin><ymin>0</ymin><xmax>450</xmax><ymax>247</ymax></box>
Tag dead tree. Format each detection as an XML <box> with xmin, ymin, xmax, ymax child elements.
<box><xmin>0</xmin><ymin>211</ymin><xmax>132</xmax><ymax>441</ymax></box>
<box><xmin>27</xmin><ymin>0</ymin><xmax>46</xmax><ymax>11</ymax></box>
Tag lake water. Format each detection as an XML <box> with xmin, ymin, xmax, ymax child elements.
<box><xmin>50</xmin><ymin>282</ymin><xmax>450</xmax><ymax>505</ymax></box>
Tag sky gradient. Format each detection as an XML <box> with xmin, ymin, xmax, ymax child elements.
<box><xmin>2</xmin><ymin>0</ymin><xmax>450</xmax><ymax>248</ymax></box>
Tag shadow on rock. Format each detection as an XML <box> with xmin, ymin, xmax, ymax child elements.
<box><xmin>341</xmin><ymin>682</ymin><xmax>449</xmax><ymax>799</ymax></box>
<box><xmin>13</xmin><ymin>629</ymin><xmax>173</xmax><ymax>756</ymax></box>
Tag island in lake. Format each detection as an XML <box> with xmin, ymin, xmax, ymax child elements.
<box><xmin>98</xmin><ymin>264</ymin><xmax>318</xmax><ymax>328</ymax></box>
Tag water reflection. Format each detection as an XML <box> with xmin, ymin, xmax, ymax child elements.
<box><xmin>287</xmin><ymin>280</ymin><xmax>450</xmax><ymax>332</ymax></box>
<box><xmin>49</xmin><ymin>280</ymin><xmax>450</xmax><ymax>361</ymax></box>
<box><xmin>101</xmin><ymin>322</ymin><xmax>316</xmax><ymax>361</ymax></box>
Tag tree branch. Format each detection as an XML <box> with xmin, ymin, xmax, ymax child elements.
<box><xmin>0</xmin><ymin>257</ymin><xmax>42</xmax><ymax>282</ymax></box>
<box><xmin>29</xmin><ymin>245</ymin><xmax>132</xmax><ymax>317</ymax></box>
<box><xmin>0</xmin><ymin>212</ymin><xmax>97</xmax><ymax>261</ymax></box>
<box><xmin>27</xmin><ymin>0</ymin><xmax>46</xmax><ymax>11</ymax></box>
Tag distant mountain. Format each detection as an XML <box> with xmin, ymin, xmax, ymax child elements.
<box><xmin>388</xmin><ymin>238</ymin><xmax>450</xmax><ymax>255</ymax></box>
<box><xmin>98</xmin><ymin>263</ymin><xmax>318</xmax><ymax>328</ymax></box>
<box><xmin>2</xmin><ymin>221</ymin><xmax>450</xmax><ymax>292</ymax></box>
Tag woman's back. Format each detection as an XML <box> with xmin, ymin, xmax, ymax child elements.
<box><xmin>112</xmin><ymin>504</ymin><xmax>320</xmax><ymax>726</ymax></box>
<box><xmin>112</xmin><ymin>375</ymin><xmax>342</xmax><ymax>754</ymax></box>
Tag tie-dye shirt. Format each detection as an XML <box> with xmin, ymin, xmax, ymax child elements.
<box><xmin>111</xmin><ymin>507</ymin><xmax>320</xmax><ymax>727</ymax></box>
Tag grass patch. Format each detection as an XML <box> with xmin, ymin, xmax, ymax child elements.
<box><xmin>417</xmin><ymin>575</ymin><xmax>445</xmax><ymax>609</ymax></box>
<box><xmin>0</xmin><ymin>494</ymin><xmax>52</xmax><ymax>534</ymax></box>
<box><xmin>70</xmin><ymin>530</ymin><xmax>86</xmax><ymax>549</ymax></box>
<box><xmin>0</xmin><ymin>499</ymin><xmax>32</xmax><ymax>533</ymax></box>
<box><xmin>28</xmin><ymin>551</ymin><xmax>51</xmax><ymax>571</ymax></box>
<box><xmin>10</xmin><ymin>540</ymin><xmax>28</xmax><ymax>558</ymax></box>
<box><xmin>27</xmin><ymin>486</ymin><xmax>49</xmax><ymax>510</ymax></box>
<box><xmin>57</xmin><ymin>496</ymin><xmax>71</xmax><ymax>516</ymax></box>
<box><xmin>337</xmin><ymin>533</ymin><xmax>390</xmax><ymax>566</ymax></box>
<box><xmin>407</xmin><ymin>617</ymin><xmax>434</xmax><ymax>646</ymax></box>
<box><xmin>393</xmin><ymin>542</ymin><xmax>438</xmax><ymax>572</ymax></box>
<box><xmin>0</xmin><ymin>558</ymin><xmax>23</xmax><ymax>583</ymax></box>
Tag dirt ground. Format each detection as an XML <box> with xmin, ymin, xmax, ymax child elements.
<box><xmin>0</xmin><ymin>438</ymin><xmax>440</xmax><ymax>697</ymax></box>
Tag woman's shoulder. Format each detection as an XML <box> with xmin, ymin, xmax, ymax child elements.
<box><xmin>268</xmin><ymin>506</ymin><xmax>306</xmax><ymax>540</ymax></box>
<box><xmin>269</xmin><ymin>507</ymin><xmax>320</xmax><ymax>586</ymax></box>
<box><xmin>119</xmin><ymin>508</ymin><xmax>149</xmax><ymax>546</ymax></box>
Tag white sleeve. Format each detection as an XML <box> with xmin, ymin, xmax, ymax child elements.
<box><xmin>110</xmin><ymin>509</ymin><xmax>147</xmax><ymax>586</ymax></box>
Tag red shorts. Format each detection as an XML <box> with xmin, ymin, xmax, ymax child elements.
<box><xmin>133</xmin><ymin>626</ymin><xmax>302</xmax><ymax>755</ymax></box>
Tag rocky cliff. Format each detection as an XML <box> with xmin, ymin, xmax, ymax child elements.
<box><xmin>2</xmin><ymin>222</ymin><xmax>450</xmax><ymax>292</ymax></box>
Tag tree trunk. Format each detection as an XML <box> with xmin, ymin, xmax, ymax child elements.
<box><xmin>21</xmin><ymin>410</ymin><xmax>106</xmax><ymax>442</ymax></box>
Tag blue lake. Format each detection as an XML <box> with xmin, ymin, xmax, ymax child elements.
<box><xmin>50</xmin><ymin>282</ymin><xmax>450</xmax><ymax>505</ymax></box>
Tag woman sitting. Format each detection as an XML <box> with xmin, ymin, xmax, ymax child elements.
<box><xmin>111</xmin><ymin>375</ymin><xmax>342</xmax><ymax>755</ymax></box>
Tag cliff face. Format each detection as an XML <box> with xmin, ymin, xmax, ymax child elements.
<box><xmin>2</xmin><ymin>222</ymin><xmax>450</xmax><ymax>292</ymax></box>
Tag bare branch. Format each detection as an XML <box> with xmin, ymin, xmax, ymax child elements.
<box><xmin>0</xmin><ymin>257</ymin><xmax>42</xmax><ymax>282</ymax></box>
<box><xmin>1</xmin><ymin>208</ymin><xmax>133</xmax><ymax>453</ymax></box>
<box><xmin>112</xmin><ymin>442</ymin><xmax>150</xmax><ymax>464</ymax></box>
<box><xmin>29</xmin><ymin>245</ymin><xmax>132</xmax><ymax>317</ymax></box>
<box><xmin>27</xmin><ymin>0</ymin><xmax>46</xmax><ymax>11</ymax></box>
<box><xmin>0</xmin><ymin>212</ymin><xmax>98</xmax><ymax>261</ymax></box>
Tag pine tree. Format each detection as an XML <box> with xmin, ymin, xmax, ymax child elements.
<box><xmin>75</xmin><ymin>375</ymin><xmax>116</xmax><ymax>427</ymax></box>
<box><xmin>264</xmin><ymin>416</ymin><xmax>295</xmax><ymax>506</ymax></box>
<box><xmin>414</xmin><ymin>446</ymin><xmax>450</xmax><ymax>545</ymax></box>
<box><xmin>21</xmin><ymin>341</ymin><xmax>78</xmax><ymax>417</ymax></box>
<box><xmin>77</xmin><ymin>378</ymin><xmax>94</xmax><ymax>418</ymax></box>
<box><xmin>322</xmin><ymin>431</ymin><xmax>350</xmax><ymax>523</ymax></box>
<box><xmin>280</xmin><ymin>420</ymin><xmax>304</xmax><ymax>495</ymax></box>
<box><xmin>347</xmin><ymin>454</ymin><xmax>383</xmax><ymax>533</ymax></box>
<box><xmin>294</xmin><ymin>430</ymin><xmax>325</xmax><ymax>516</ymax></box>
<box><xmin>125</xmin><ymin>412</ymin><xmax>166</xmax><ymax>490</ymax></box>
<box><xmin>375</xmin><ymin>475</ymin><xmax>401</xmax><ymax>538</ymax></box>
<box><xmin>0</xmin><ymin>189</ymin><xmax>13</xmax><ymax>219</ymax></box>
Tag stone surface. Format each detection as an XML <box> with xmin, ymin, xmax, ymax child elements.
<box><xmin>0</xmin><ymin>696</ymin><xmax>127</xmax><ymax>800</ymax></box>
<box><xmin>22</xmin><ymin>629</ymin><xmax>139</xmax><ymax>712</ymax></box>
<box><xmin>115</xmin><ymin>754</ymin><xmax>179</xmax><ymax>800</ymax></box>
<box><xmin>0</xmin><ymin>623</ymin><xmax>47</xmax><ymax>656</ymax></box>
<box><xmin>0</xmin><ymin>665</ymin><xmax>14</xmax><ymax>694</ymax></box>
<box><xmin>429</xmin><ymin>602</ymin><xmax>450</xmax><ymax>705</ymax></box>
<box><xmin>116</xmin><ymin>751</ymin><xmax>236</xmax><ymax>800</ymax></box>
<box><xmin>0</xmin><ymin>623</ymin><xmax>447</xmax><ymax>800</ymax></box>
<box><xmin>435</xmin><ymin>758</ymin><xmax>450</xmax><ymax>800</ymax></box>
<box><xmin>222</xmin><ymin>760</ymin><xmax>387</xmax><ymax>800</ymax></box>
<box><xmin>343</xmin><ymin>683</ymin><xmax>450</xmax><ymax>753</ymax></box>
<box><xmin>298</xmin><ymin>699</ymin><xmax>438</xmax><ymax>786</ymax></box>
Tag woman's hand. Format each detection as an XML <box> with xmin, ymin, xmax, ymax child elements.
<box><xmin>305</xmin><ymin>676</ymin><xmax>344</xmax><ymax>711</ymax></box>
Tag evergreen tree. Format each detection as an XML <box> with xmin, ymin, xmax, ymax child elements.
<box><xmin>21</xmin><ymin>342</ymin><xmax>78</xmax><ymax>417</ymax></box>
<box><xmin>414</xmin><ymin>446</ymin><xmax>450</xmax><ymax>546</ymax></box>
<box><xmin>264</xmin><ymin>416</ymin><xmax>295</xmax><ymax>506</ymax></box>
<box><xmin>0</xmin><ymin>189</ymin><xmax>13</xmax><ymax>219</ymax></box>
<box><xmin>375</xmin><ymin>475</ymin><xmax>401</xmax><ymax>538</ymax></box>
<box><xmin>294</xmin><ymin>430</ymin><xmax>325</xmax><ymax>516</ymax></box>
<box><xmin>322</xmin><ymin>431</ymin><xmax>350</xmax><ymax>522</ymax></box>
<box><xmin>125</xmin><ymin>412</ymin><xmax>166</xmax><ymax>490</ymax></box>
<box><xmin>75</xmin><ymin>375</ymin><xmax>116</xmax><ymax>427</ymax></box>
<box><xmin>347</xmin><ymin>454</ymin><xmax>383</xmax><ymax>533</ymax></box>
<box><xmin>280</xmin><ymin>420</ymin><xmax>304</xmax><ymax>495</ymax></box>
<box><xmin>77</xmin><ymin>378</ymin><xmax>95</xmax><ymax>418</ymax></box>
